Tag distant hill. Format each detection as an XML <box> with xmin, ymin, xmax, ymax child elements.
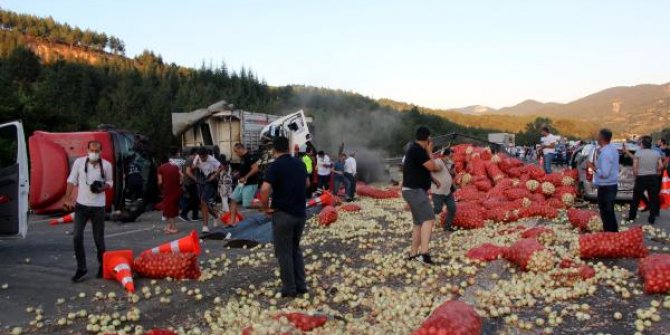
<box><xmin>378</xmin><ymin>99</ymin><xmax>598</xmax><ymax>139</ymax></box>
<box><xmin>488</xmin><ymin>84</ymin><xmax>670</xmax><ymax>135</ymax></box>
<box><xmin>455</xmin><ymin>105</ymin><xmax>496</xmax><ymax>115</ymax></box>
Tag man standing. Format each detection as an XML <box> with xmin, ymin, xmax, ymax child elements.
<box><xmin>179</xmin><ymin>148</ymin><xmax>200</xmax><ymax>222</ymax></box>
<box><xmin>402</xmin><ymin>126</ymin><xmax>440</xmax><ymax>264</ymax></box>
<box><xmin>627</xmin><ymin>136</ymin><xmax>663</xmax><ymax>224</ymax></box>
<box><xmin>540</xmin><ymin>127</ymin><xmax>558</xmax><ymax>174</ymax></box>
<box><xmin>64</xmin><ymin>141</ymin><xmax>113</xmax><ymax>282</ymax></box>
<box><xmin>588</xmin><ymin>129</ymin><xmax>619</xmax><ymax>232</ymax></box>
<box><xmin>316</xmin><ymin>151</ymin><xmax>332</xmax><ymax>191</ymax></box>
<box><xmin>344</xmin><ymin>152</ymin><xmax>357</xmax><ymax>201</ymax></box>
<box><xmin>187</xmin><ymin>147</ymin><xmax>222</xmax><ymax>233</ymax></box>
<box><xmin>332</xmin><ymin>153</ymin><xmax>351</xmax><ymax>199</ymax></box>
<box><xmin>229</xmin><ymin>143</ymin><xmax>260</xmax><ymax>225</ymax></box>
<box><xmin>259</xmin><ymin>136</ymin><xmax>309</xmax><ymax>298</ymax></box>
<box><xmin>431</xmin><ymin>148</ymin><xmax>457</xmax><ymax>232</ymax></box>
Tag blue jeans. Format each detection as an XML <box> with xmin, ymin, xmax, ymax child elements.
<box><xmin>333</xmin><ymin>175</ymin><xmax>350</xmax><ymax>197</ymax></box>
<box><xmin>432</xmin><ymin>193</ymin><xmax>456</xmax><ymax>229</ymax></box>
<box><xmin>543</xmin><ymin>153</ymin><xmax>554</xmax><ymax>174</ymax></box>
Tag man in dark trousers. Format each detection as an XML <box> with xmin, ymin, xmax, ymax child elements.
<box><xmin>402</xmin><ymin>126</ymin><xmax>440</xmax><ymax>264</ymax></box>
<box><xmin>259</xmin><ymin>136</ymin><xmax>309</xmax><ymax>298</ymax></box>
<box><xmin>588</xmin><ymin>129</ymin><xmax>620</xmax><ymax>232</ymax></box>
<box><xmin>64</xmin><ymin>141</ymin><xmax>114</xmax><ymax>282</ymax></box>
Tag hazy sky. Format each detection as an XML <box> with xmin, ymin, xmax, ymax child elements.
<box><xmin>4</xmin><ymin>1</ymin><xmax>670</xmax><ymax>109</ymax></box>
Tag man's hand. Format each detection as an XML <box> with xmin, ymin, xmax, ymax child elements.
<box><xmin>434</xmin><ymin>181</ymin><xmax>441</xmax><ymax>188</ymax></box>
<box><xmin>426</xmin><ymin>140</ymin><xmax>434</xmax><ymax>154</ymax></box>
<box><xmin>64</xmin><ymin>197</ymin><xmax>76</xmax><ymax>211</ymax></box>
<box><xmin>239</xmin><ymin>177</ymin><xmax>247</xmax><ymax>184</ymax></box>
<box><xmin>262</xmin><ymin>207</ymin><xmax>275</xmax><ymax>216</ymax></box>
<box><xmin>586</xmin><ymin>161</ymin><xmax>596</xmax><ymax>170</ymax></box>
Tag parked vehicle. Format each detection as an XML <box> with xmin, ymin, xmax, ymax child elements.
<box><xmin>571</xmin><ymin>142</ymin><xmax>637</xmax><ymax>201</ymax></box>
<box><xmin>0</xmin><ymin>121</ymin><xmax>29</xmax><ymax>239</ymax></box>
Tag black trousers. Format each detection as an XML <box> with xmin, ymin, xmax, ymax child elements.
<box><xmin>344</xmin><ymin>173</ymin><xmax>356</xmax><ymax>199</ymax></box>
<box><xmin>73</xmin><ymin>203</ymin><xmax>106</xmax><ymax>271</ymax></box>
<box><xmin>317</xmin><ymin>174</ymin><xmax>331</xmax><ymax>190</ymax></box>
<box><xmin>272</xmin><ymin>211</ymin><xmax>307</xmax><ymax>295</ymax></box>
<box><xmin>597</xmin><ymin>184</ymin><xmax>618</xmax><ymax>232</ymax></box>
<box><xmin>180</xmin><ymin>183</ymin><xmax>200</xmax><ymax>219</ymax></box>
<box><xmin>629</xmin><ymin>175</ymin><xmax>660</xmax><ymax>220</ymax></box>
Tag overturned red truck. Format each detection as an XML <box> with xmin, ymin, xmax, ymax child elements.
<box><xmin>29</xmin><ymin>126</ymin><xmax>155</xmax><ymax>219</ymax></box>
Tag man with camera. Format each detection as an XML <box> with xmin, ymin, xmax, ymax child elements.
<box><xmin>64</xmin><ymin>141</ymin><xmax>113</xmax><ymax>282</ymax></box>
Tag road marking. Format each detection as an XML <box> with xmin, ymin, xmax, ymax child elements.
<box><xmin>106</xmin><ymin>227</ymin><xmax>154</xmax><ymax>238</ymax></box>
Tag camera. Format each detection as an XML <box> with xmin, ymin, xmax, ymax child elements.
<box><xmin>90</xmin><ymin>180</ymin><xmax>106</xmax><ymax>194</ymax></box>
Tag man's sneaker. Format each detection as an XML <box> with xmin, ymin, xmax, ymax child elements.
<box><xmin>71</xmin><ymin>269</ymin><xmax>88</xmax><ymax>283</ymax></box>
<box><xmin>178</xmin><ymin>215</ymin><xmax>189</xmax><ymax>222</ymax></box>
<box><xmin>201</xmin><ymin>225</ymin><xmax>210</xmax><ymax>233</ymax></box>
<box><xmin>416</xmin><ymin>254</ymin><xmax>435</xmax><ymax>265</ymax></box>
<box><xmin>190</xmin><ymin>217</ymin><xmax>201</xmax><ymax>222</ymax></box>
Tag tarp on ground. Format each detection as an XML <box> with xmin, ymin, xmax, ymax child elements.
<box><xmin>202</xmin><ymin>206</ymin><xmax>322</xmax><ymax>243</ymax></box>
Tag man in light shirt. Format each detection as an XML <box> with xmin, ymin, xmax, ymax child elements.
<box><xmin>430</xmin><ymin>148</ymin><xmax>456</xmax><ymax>232</ymax></box>
<box><xmin>344</xmin><ymin>152</ymin><xmax>357</xmax><ymax>201</ymax></box>
<box><xmin>64</xmin><ymin>141</ymin><xmax>114</xmax><ymax>282</ymax></box>
<box><xmin>540</xmin><ymin>127</ymin><xmax>558</xmax><ymax>174</ymax></box>
<box><xmin>316</xmin><ymin>151</ymin><xmax>332</xmax><ymax>191</ymax></box>
<box><xmin>587</xmin><ymin>129</ymin><xmax>619</xmax><ymax>232</ymax></box>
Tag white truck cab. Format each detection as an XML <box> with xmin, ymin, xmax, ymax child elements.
<box><xmin>0</xmin><ymin>121</ymin><xmax>29</xmax><ymax>239</ymax></box>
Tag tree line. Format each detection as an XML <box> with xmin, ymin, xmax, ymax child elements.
<box><xmin>0</xmin><ymin>8</ymin><xmax>125</xmax><ymax>55</ymax></box>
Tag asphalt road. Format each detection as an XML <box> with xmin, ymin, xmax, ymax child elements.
<box><xmin>0</xmin><ymin>208</ymin><xmax>256</xmax><ymax>332</ymax></box>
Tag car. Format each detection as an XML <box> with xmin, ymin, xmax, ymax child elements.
<box><xmin>0</xmin><ymin>121</ymin><xmax>29</xmax><ymax>239</ymax></box>
<box><xmin>571</xmin><ymin>142</ymin><xmax>637</xmax><ymax>201</ymax></box>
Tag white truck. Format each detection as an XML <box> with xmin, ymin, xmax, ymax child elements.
<box><xmin>488</xmin><ymin>133</ymin><xmax>515</xmax><ymax>147</ymax></box>
<box><xmin>172</xmin><ymin>100</ymin><xmax>312</xmax><ymax>164</ymax></box>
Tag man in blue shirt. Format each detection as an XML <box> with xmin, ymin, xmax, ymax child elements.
<box><xmin>259</xmin><ymin>136</ymin><xmax>309</xmax><ymax>298</ymax></box>
<box><xmin>588</xmin><ymin>129</ymin><xmax>620</xmax><ymax>232</ymax></box>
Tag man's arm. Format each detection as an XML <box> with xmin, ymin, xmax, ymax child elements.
<box><xmin>185</xmin><ymin>165</ymin><xmax>197</xmax><ymax>182</ymax></box>
<box><xmin>431</xmin><ymin>176</ymin><xmax>441</xmax><ymax>188</ymax></box>
<box><xmin>633</xmin><ymin>157</ymin><xmax>639</xmax><ymax>177</ymax></box>
<box><xmin>104</xmin><ymin>162</ymin><xmax>113</xmax><ymax>190</ymax></box>
<box><xmin>658</xmin><ymin>156</ymin><xmax>665</xmax><ymax>175</ymax></box>
<box><xmin>259</xmin><ymin>181</ymin><xmax>272</xmax><ymax>212</ymax></box>
<box><xmin>64</xmin><ymin>160</ymin><xmax>80</xmax><ymax>209</ymax></box>
<box><xmin>598</xmin><ymin>150</ymin><xmax>617</xmax><ymax>179</ymax></box>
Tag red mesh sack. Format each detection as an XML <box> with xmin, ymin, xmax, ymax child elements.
<box><xmin>482</xmin><ymin>197</ymin><xmax>509</xmax><ymax>210</ymax></box>
<box><xmin>413</xmin><ymin>300</ymin><xmax>482</xmax><ymax>335</ymax></box>
<box><xmin>550</xmin><ymin>266</ymin><xmax>596</xmax><ymax>286</ymax></box>
<box><xmin>579</xmin><ymin>227</ymin><xmax>648</xmax><ymax>259</ymax></box>
<box><xmin>480</xmin><ymin>149</ymin><xmax>493</xmax><ymax>161</ymax></box>
<box><xmin>522</xmin><ymin>165</ymin><xmax>546</xmax><ymax>181</ymax></box>
<box><xmin>567</xmin><ymin>208</ymin><xmax>600</xmax><ymax>232</ymax></box>
<box><xmin>563</xmin><ymin>169</ymin><xmax>579</xmax><ymax>180</ymax></box>
<box><xmin>521</xmin><ymin>226</ymin><xmax>554</xmax><ymax>239</ymax></box>
<box><xmin>498</xmin><ymin>225</ymin><xmax>526</xmax><ymax>236</ymax></box>
<box><xmin>639</xmin><ymin>254</ymin><xmax>670</xmax><ymax>294</ymax></box>
<box><xmin>499</xmin><ymin>158</ymin><xmax>524</xmax><ymax>173</ymax></box>
<box><xmin>454</xmin><ymin>161</ymin><xmax>466</xmax><ymax>173</ymax></box>
<box><xmin>274</xmin><ymin>313</ymin><xmax>328</xmax><ymax>332</ymax></box>
<box><xmin>467</xmin><ymin>243</ymin><xmax>507</xmax><ymax>262</ymax></box>
<box><xmin>529</xmin><ymin>193</ymin><xmax>546</xmax><ymax>203</ymax></box>
<box><xmin>486</xmin><ymin>162</ymin><xmax>505</xmax><ymax>183</ymax></box>
<box><xmin>475</xmin><ymin>180</ymin><xmax>493</xmax><ymax>192</ymax></box>
<box><xmin>505</xmin><ymin>238</ymin><xmax>555</xmax><ymax>271</ymax></box>
<box><xmin>133</xmin><ymin>253</ymin><xmax>201</xmax><ymax>280</ymax></box>
<box><xmin>504</xmin><ymin>188</ymin><xmax>531</xmax><ymax>201</ymax></box>
<box><xmin>340</xmin><ymin>204</ymin><xmax>362</xmax><ymax>212</ymax></box>
<box><xmin>506</xmin><ymin>167</ymin><xmax>522</xmax><ymax>178</ymax></box>
<box><xmin>519</xmin><ymin>204</ymin><xmax>558</xmax><ymax>219</ymax></box>
<box><xmin>318</xmin><ymin>206</ymin><xmax>338</xmax><ymax>226</ymax></box>
<box><xmin>358</xmin><ymin>185</ymin><xmax>399</xmax><ymax>199</ymax></box>
<box><xmin>453</xmin><ymin>204</ymin><xmax>485</xmax><ymax>229</ymax></box>
<box><xmin>545</xmin><ymin>198</ymin><xmax>565</xmax><ymax>209</ymax></box>
<box><xmin>454</xmin><ymin>186</ymin><xmax>483</xmax><ymax>202</ymax></box>
<box><xmin>467</xmin><ymin>159</ymin><xmax>487</xmax><ymax>176</ymax></box>
<box><xmin>544</xmin><ymin>173</ymin><xmax>564</xmax><ymax>187</ymax></box>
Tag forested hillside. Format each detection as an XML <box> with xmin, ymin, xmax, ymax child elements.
<box><xmin>0</xmin><ymin>8</ymin><xmax>547</xmax><ymax>157</ymax></box>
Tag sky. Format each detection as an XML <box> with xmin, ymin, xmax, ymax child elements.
<box><xmin>4</xmin><ymin>0</ymin><xmax>670</xmax><ymax>109</ymax></box>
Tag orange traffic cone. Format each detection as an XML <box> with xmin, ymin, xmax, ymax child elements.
<box><xmin>660</xmin><ymin>170</ymin><xmax>670</xmax><ymax>209</ymax></box>
<box><xmin>142</xmin><ymin>230</ymin><xmax>201</xmax><ymax>256</ymax></box>
<box><xmin>220</xmin><ymin>212</ymin><xmax>244</xmax><ymax>226</ymax></box>
<box><xmin>306</xmin><ymin>191</ymin><xmax>333</xmax><ymax>208</ymax></box>
<box><xmin>49</xmin><ymin>212</ymin><xmax>75</xmax><ymax>226</ymax></box>
<box><xmin>102</xmin><ymin>250</ymin><xmax>135</xmax><ymax>293</ymax></box>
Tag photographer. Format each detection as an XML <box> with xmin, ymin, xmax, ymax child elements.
<box><xmin>64</xmin><ymin>141</ymin><xmax>113</xmax><ymax>282</ymax></box>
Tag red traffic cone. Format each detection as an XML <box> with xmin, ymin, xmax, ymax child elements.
<box><xmin>220</xmin><ymin>212</ymin><xmax>244</xmax><ymax>226</ymax></box>
<box><xmin>49</xmin><ymin>212</ymin><xmax>75</xmax><ymax>226</ymax></box>
<box><xmin>142</xmin><ymin>230</ymin><xmax>201</xmax><ymax>256</ymax></box>
<box><xmin>102</xmin><ymin>250</ymin><xmax>135</xmax><ymax>293</ymax></box>
<box><xmin>307</xmin><ymin>191</ymin><xmax>333</xmax><ymax>208</ymax></box>
<box><xmin>661</xmin><ymin>170</ymin><xmax>670</xmax><ymax>209</ymax></box>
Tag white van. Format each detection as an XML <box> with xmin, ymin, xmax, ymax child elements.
<box><xmin>0</xmin><ymin>121</ymin><xmax>29</xmax><ymax>239</ymax></box>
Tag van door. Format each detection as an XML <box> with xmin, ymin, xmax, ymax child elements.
<box><xmin>0</xmin><ymin>121</ymin><xmax>29</xmax><ymax>238</ymax></box>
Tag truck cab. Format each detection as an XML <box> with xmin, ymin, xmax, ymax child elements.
<box><xmin>0</xmin><ymin>121</ymin><xmax>29</xmax><ymax>239</ymax></box>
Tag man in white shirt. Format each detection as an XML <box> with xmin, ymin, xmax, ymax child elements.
<box><xmin>187</xmin><ymin>147</ymin><xmax>222</xmax><ymax>233</ymax></box>
<box><xmin>344</xmin><ymin>153</ymin><xmax>357</xmax><ymax>201</ymax></box>
<box><xmin>64</xmin><ymin>141</ymin><xmax>114</xmax><ymax>282</ymax></box>
<box><xmin>316</xmin><ymin>151</ymin><xmax>332</xmax><ymax>191</ymax></box>
<box><xmin>540</xmin><ymin>127</ymin><xmax>558</xmax><ymax>174</ymax></box>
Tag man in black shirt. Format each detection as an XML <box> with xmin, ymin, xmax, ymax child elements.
<box><xmin>260</xmin><ymin>136</ymin><xmax>309</xmax><ymax>298</ymax></box>
<box><xmin>229</xmin><ymin>143</ymin><xmax>261</xmax><ymax>225</ymax></box>
<box><xmin>402</xmin><ymin>126</ymin><xmax>440</xmax><ymax>264</ymax></box>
